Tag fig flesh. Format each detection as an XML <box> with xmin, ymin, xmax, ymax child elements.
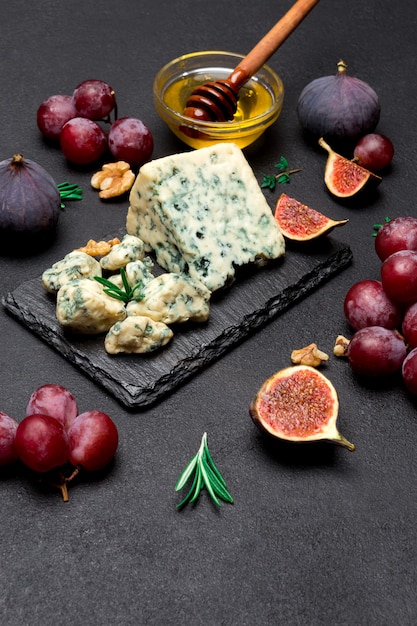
<box><xmin>274</xmin><ymin>193</ymin><xmax>348</xmax><ymax>241</ymax></box>
<box><xmin>319</xmin><ymin>137</ymin><xmax>381</xmax><ymax>198</ymax></box>
<box><xmin>297</xmin><ymin>60</ymin><xmax>380</xmax><ymax>141</ymax></box>
<box><xmin>250</xmin><ymin>365</ymin><xmax>354</xmax><ymax>450</ymax></box>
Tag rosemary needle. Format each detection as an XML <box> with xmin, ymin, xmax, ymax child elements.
<box><xmin>57</xmin><ymin>182</ymin><xmax>83</xmax><ymax>208</ymax></box>
<box><xmin>94</xmin><ymin>268</ymin><xmax>144</xmax><ymax>303</ymax></box>
<box><xmin>175</xmin><ymin>432</ymin><xmax>234</xmax><ymax>509</ymax></box>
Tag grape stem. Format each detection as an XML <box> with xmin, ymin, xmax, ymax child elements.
<box><xmin>111</xmin><ymin>91</ymin><xmax>118</xmax><ymax>122</ymax></box>
<box><xmin>50</xmin><ymin>473</ymin><xmax>70</xmax><ymax>502</ymax></box>
<box><xmin>50</xmin><ymin>466</ymin><xmax>82</xmax><ymax>502</ymax></box>
<box><xmin>66</xmin><ymin>466</ymin><xmax>81</xmax><ymax>483</ymax></box>
<box><xmin>102</xmin><ymin>91</ymin><xmax>118</xmax><ymax>124</ymax></box>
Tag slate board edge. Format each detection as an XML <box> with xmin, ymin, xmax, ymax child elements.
<box><xmin>2</xmin><ymin>243</ymin><xmax>352</xmax><ymax>410</ymax></box>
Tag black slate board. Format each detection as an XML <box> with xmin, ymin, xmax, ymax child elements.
<box><xmin>3</xmin><ymin>238</ymin><xmax>352</xmax><ymax>409</ymax></box>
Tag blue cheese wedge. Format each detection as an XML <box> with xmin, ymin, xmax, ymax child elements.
<box><xmin>42</xmin><ymin>251</ymin><xmax>101</xmax><ymax>294</ymax></box>
<box><xmin>126</xmin><ymin>142</ymin><xmax>285</xmax><ymax>292</ymax></box>
<box><xmin>100</xmin><ymin>234</ymin><xmax>145</xmax><ymax>271</ymax></box>
<box><xmin>104</xmin><ymin>315</ymin><xmax>173</xmax><ymax>354</ymax></box>
<box><xmin>126</xmin><ymin>272</ymin><xmax>210</xmax><ymax>324</ymax></box>
<box><xmin>56</xmin><ymin>278</ymin><xmax>126</xmax><ymax>334</ymax></box>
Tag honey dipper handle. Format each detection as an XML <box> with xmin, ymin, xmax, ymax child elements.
<box><xmin>228</xmin><ymin>0</ymin><xmax>320</xmax><ymax>88</ymax></box>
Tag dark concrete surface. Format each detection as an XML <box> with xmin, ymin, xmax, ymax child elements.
<box><xmin>0</xmin><ymin>1</ymin><xmax>416</xmax><ymax>624</ymax></box>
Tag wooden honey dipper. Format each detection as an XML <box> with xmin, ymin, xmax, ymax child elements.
<box><xmin>184</xmin><ymin>0</ymin><xmax>320</xmax><ymax>122</ymax></box>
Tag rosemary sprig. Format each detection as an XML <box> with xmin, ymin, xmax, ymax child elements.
<box><xmin>372</xmin><ymin>216</ymin><xmax>391</xmax><ymax>236</ymax></box>
<box><xmin>94</xmin><ymin>267</ymin><xmax>144</xmax><ymax>303</ymax></box>
<box><xmin>261</xmin><ymin>156</ymin><xmax>301</xmax><ymax>191</ymax></box>
<box><xmin>58</xmin><ymin>182</ymin><xmax>83</xmax><ymax>208</ymax></box>
<box><xmin>175</xmin><ymin>432</ymin><xmax>234</xmax><ymax>509</ymax></box>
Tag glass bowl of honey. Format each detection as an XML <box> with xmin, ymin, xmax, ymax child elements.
<box><xmin>153</xmin><ymin>51</ymin><xmax>284</xmax><ymax>150</ymax></box>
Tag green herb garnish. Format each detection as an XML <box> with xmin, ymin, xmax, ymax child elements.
<box><xmin>372</xmin><ymin>216</ymin><xmax>391</xmax><ymax>236</ymax></box>
<box><xmin>175</xmin><ymin>432</ymin><xmax>234</xmax><ymax>509</ymax></box>
<box><xmin>261</xmin><ymin>156</ymin><xmax>301</xmax><ymax>191</ymax></box>
<box><xmin>58</xmin><ymin>182</ymin><xmax>83</xmax><ymax>208</ymax></box>
<box><xmin>94</xmin><ymin>267</ymin><xmax>144</xmax><ymax>303</ymax></box>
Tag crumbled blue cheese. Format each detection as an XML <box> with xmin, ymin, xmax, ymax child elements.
<box><xmin>100</xmin><ymin>234</ymin><xmax>146</xmax><ymax>271</ymax></box>
<box><xmin>104</xmin><ymin>315</ymin><xmax>173</xmax><ymax>354</ymax></box>
<box><xmin>125</xmin><ymin>257</ymin><xmax>155</xmax><ymax>286</ymax></box>
<box><xmin>126</xmin><ymin>272</ymin><xmax>210</xmax><ymax>324</ymax></box>
<box><xmin>56</xmin><ymin>278</ymin><xmax>126</xmax><ymax>334</ymax></box>
<box><xmin>126</xmin><ymin>142</ymin><xmax>285</xmax><ymax>291</ymax></box>
<box><xmin>42</xmin><ymin>251</ymin><xmax>101</xmax><ymax>294</ymax></box>
<box><xmin>105</xmin><ymin>257</ymin><xmax>155</xmax><ymax>290</ymax></box>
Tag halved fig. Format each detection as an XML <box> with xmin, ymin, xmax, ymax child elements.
<box><xmin>250</xmin><ymin>365</ymin><xmax>355</xmax><ymax>450</ymax></box>
<box><xmin>319</xmin><ymin>137</ymin><xmax>381</xmax><ymax>198</ymax></box>
<box><xmin>274</xmin><ymin>193</ymin><xmax>348</xmax><ymax>241</ymax></box>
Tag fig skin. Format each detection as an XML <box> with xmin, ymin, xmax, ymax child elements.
<box><xmin>297</xmin><ymin>60</ymin><xmax>380</xmax><ymax>142</ymax></box>
<box><xmin>0</xmin><ymin>153</ymin><xmax>60</xmax><ymax>237</ymax></box>
<box><xmin>250</xmin><ymin>365</ymin><xmax>355</xmax><ymax>450</ymax></box>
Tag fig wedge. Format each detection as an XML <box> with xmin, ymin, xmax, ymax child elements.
<box><xmin>319</xmin><ymin>137</ymin><xmax>381</xmax><ymax>198</ymax></box>
<box><xmin>274</xmin><ymin>193</ymin><xmax>348</xmax><ymax>241</ymax></box>
<box><xmin>250</xmin><ymin>365</ymin><xmax>355</xmax><ymax>450</ymax></box>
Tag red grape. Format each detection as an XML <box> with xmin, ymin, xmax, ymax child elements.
<box><xmin>381</xmin><ymin>250</ymin><xmax>417</xmax><ymax>305</ymax></box>
<box><xmin>60</xmin><ymin>117</ymin><xmax>107</xmax><ymax>165</ymax></box>
<box><xmin>353</xmin><ymin>133</ymin><xmax>394</xmax><ymax>171</ymax></box>
<box><xmin>68</xmin><ymin>410</ymin><xmax>118</xmax><ymax>472</ymax></box>
<box><xmin>26</xmin><ymin>384</ymin><xmax>78</xmax><ymax>430</ymax></box>
<box><xmin>37</xmin><ymin>94</ymin><xmax>78</xmax><ymax>141</ymax></box>
<box><xmin>15</xmin><ymin>414</ymin><xmax>69</xmax><ymax>473</ymax></box>
<box><xmin>375</xmin><ymin>217</ymin><xmax>417</xmax><ymax>262</ymax></box>
<box><xmin>344</xmin><ymin>279</ymin><xmax>401</xmax><ymax>330</ymax></box>
<box><xmin>0</xmin><ymin>412</ymin><xmax>18</xmax><ymax>466</ymax></box>
<box><xmin>402</xmin><ymin>302</ymin><xmax>417</xmax><ymax>350</ymax></box>
<box><xmin>347</xmin><ymin>326</ymin><xmax>406</xmax><ymax>378</ymax></box>
<box><xmin>402</xmin><ymin>348</ymin><xmax>417</xmax><ymax>395</ymax></box>
<box><xmin>72</xmin><ymin>79</ymin><xmax>116</xmax><ymax>120</ymax></box>
<box><xmin>108</xmin><ymin>117</ymin><xmax>153</xmax><ymax>166</ymax></box>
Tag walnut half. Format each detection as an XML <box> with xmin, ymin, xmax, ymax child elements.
<box><xmin>91</xmin><ymin>161</ymin><xmax>135</xmax><ymax>199</ymax></box>
<box><xmin>333</xmin><ymin>335</ymin><xmax>350</xmax><ymax>357</ymax></box>
<box><xmin>291</xmin><ymin>343</ymin><xmax>329</xmax><ymax>367</ymax></box>
<box><xmin>76</xmin><ymin>237</ymin><xmax>121</xmax><ymax>257</ymax></box>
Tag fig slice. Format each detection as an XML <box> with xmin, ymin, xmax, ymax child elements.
<box><xmin>274</xmin><ymin>192</ymin><xmax>348</xmax><ymax>241</ymax></box>
<box><xmin>319</xmin><ymin>137</ymin><xmax>381</xmax><ymax>198</ymax></box>
<box><xmin>250</xmin><ymin>365</ymin><xmax>355</xmax><ymax>450</ymax></box>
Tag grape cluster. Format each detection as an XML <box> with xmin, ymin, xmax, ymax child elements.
<box><xmin>37</xmin><ymin>79</ymin><xmax>153</xmax><ymax>167</ymax></box>
<box><xmin>343</xmin><ymin>217</ymin><xmax>417</xmax><ymax>393</ymax></box>
<box><xmin>0</xmin><ymin>384</ymin><xmax>118</xmax><ymax>501</ymax></box>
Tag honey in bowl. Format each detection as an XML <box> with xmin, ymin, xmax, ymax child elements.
<box><xmin>153</xmin><ymin>51</ymin><xmax>284</xmax><ymax>150</ymax></box>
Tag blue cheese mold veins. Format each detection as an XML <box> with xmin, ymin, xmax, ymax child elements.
<box><xmin>126</xmin><ymin>143</ymin><xmax>285</xmax><ymax>292</ymax></box>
